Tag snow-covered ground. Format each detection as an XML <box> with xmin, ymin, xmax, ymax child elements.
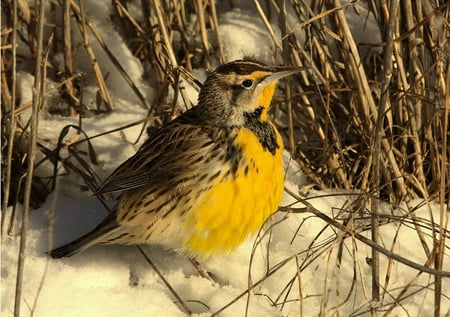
<box><xmin>2</xmin><ymin>1</ymin><xmax>449</xmax><ymax>316</ymax></box>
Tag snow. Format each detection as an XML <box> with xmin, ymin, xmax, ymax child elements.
<box><xmin>2</xmin><ymin>1</ymin><xmax>449</xmax><ymax>316</ymax></box>
<box><xmin>219</xmin><ymin>8</ymin><xmax>280</xmax><ymax>63</ymax></box>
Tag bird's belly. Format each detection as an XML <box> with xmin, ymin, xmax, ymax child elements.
<box><xmin>183</xmin><ymin>128</ymin><xmax>284</xmax><ymax>258</ymax></box>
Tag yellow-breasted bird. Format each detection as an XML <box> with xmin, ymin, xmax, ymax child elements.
<box><xmin>49</xmin><ymin>60</ymin><xmax>299</xmax><ymax>259</ymax></box>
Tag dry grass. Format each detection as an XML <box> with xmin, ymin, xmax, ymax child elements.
<box><xmin>1</xmin><ymin>0</ymin><xmax>449</xmax><ymax>316</ymax></box>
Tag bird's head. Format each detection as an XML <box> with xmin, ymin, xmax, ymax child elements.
<box><xmin>196</xmin><ymin>60</ymin><xmax>301</xmax><ymax>127</ymax></box>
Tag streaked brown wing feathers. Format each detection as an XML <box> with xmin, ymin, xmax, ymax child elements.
<box><xmin>95</xmin><ymin>122</ymin><xmax>218</xmax><ymax>195</ymax></box>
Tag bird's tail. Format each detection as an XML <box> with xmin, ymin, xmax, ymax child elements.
<box><xmin>49</xmin><ymin>217</ymin><xmax>124</xmax><ymax>258</ymax></box>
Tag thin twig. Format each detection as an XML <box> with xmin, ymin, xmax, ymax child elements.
<box><xmin>435</xmin><ymin>46</ymin><xmax>450</xmax><ymax>317</ymax></box>
<box><xmin>253</xmin><ymin>0</ymin><xmax>282</xmax><ymax>52</ymax></box>
<box><xmin>13</xmin><ymin>1</ymin><xmax>48</xmax><ymax>314</ymax></box>
<box><xmin>209</xmin><ymin>0</ymin><xmax>225</xmax><ymax>64</ymax></box>
<box><xmin>70</xmin><ymin>1</ymin><xmax>151</xmax><ymax>110</ymax></box>
<box><xmin>63</xmin><ymin>0</ymin><xmax>77</xmax><ymax>116</ymax></box>
<box><xmin>136</xmin><ymin>246</ymin><xmax>192</xmax><ymax>315</ymax></box>
<box><xmin>73</xmin><ymin>0</ymin><xmax>114</xmax><ymax>111</ymax></box>
<box><xmin>1</xmin><ymin>0</ymin><xmax>18</xmax><ymax>234</ymax></box>
<box><xmin>195</xmin><ymin>0</ymin><xmax>210</xmax><ymax>68</ymax></box>
<box><xmin>371</xmin><ymin>0</ymin><xmax>400</xmax><ymax>301</ymax></box>
<box><xmin>279</xmin><ymin>203</ymin><xmax>450</xmax><ymax>277</ymax></box>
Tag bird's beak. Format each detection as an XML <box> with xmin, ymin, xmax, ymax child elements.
<box><xmin>263</xmin><ymin>66</ymin><xmax>305</xmax><ymax>84</ymax></box>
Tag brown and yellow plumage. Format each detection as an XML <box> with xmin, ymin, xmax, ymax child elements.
<box><xmin>49</xmin><ymin>60</ymin><xmax>299</xmax><ymax>259</ymax></box>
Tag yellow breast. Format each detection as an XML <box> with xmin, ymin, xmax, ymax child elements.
<box><xmin>183</xmin><ymin>124</ymin><xmax>284</xmax><ymax>258</ymax></box>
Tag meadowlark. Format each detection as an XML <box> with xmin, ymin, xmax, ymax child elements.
<box><xmin>49</xmin><ymin>60</ymin><xmax>300</xmax><ymax>259</ymax></box>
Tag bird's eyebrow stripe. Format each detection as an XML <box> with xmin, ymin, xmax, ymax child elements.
<box><xmin>244</xmin><ymin>71</ymin><xmax>271</xmax><ymax>81</ymax></box>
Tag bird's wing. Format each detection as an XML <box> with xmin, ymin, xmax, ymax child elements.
<box><xmin>95</xmin><ymin>121</ymin><xmax>222</xmax><ymax>195</ymax></box>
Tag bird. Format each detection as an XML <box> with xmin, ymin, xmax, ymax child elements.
<box><xmin>49</xmin><ymin>59</ymin><xmax>300</xmax><ymax>260</ymax></box>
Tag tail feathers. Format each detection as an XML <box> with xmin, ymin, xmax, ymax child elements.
<box><xmin>49</xmin><ymin>220</ymin><xmax>124</xmax><ymax>258</ymax></box>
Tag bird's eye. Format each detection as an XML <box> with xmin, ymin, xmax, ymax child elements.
<box><xmin>241</xmin><ymin>79</ymin><xmax>254</xmax><ymax>89</ymax></box>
